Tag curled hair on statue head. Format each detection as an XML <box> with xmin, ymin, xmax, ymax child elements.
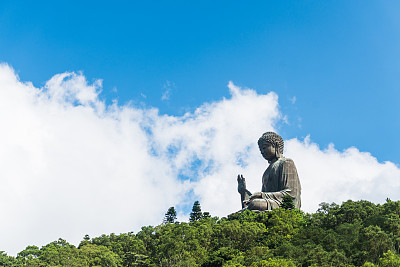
<box><xmin>258</xmin><ymin>131</ymin><xmax>284</xmax><ymax>155</ymax></box>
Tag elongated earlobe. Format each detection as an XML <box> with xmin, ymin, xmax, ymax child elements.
<box><xmin>274</xmin><ymin>144</ymin><xmax>280</xmax><ymax>158</ymax></box>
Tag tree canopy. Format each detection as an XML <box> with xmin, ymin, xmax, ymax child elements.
<box><xmin>189</xmin><ymin>201</ymin><xmax>203</xmax><ymax>222</ymax></box>
<box><xmin>163</xmin><ymin>207</ymin><xmax>177</xmax><ymax>224</ymax></box>
<box><xmin>2</xmin><ymin>199</ymin><xmax>400</xmax><ymax>266</ymax></box>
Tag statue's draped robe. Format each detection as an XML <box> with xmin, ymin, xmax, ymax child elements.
<box><xmin>248</xmin><ymin>157</ymin><xmax>301</xmax><ymax>210</ymax></box>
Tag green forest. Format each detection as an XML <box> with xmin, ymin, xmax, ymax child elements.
<box><xmin>2</xmin><ymin>199</ymin><xmax>400</xmax><ymax>267</ymax></box>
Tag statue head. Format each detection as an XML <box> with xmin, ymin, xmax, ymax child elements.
<box><xmin>258</xmin><ymin>132</ymin><xmax>284</xmax><ymax>161</ymax></box>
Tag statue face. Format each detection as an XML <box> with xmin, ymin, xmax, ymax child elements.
<box><xmin>259</xmin><ymin>141</ymin><xmax>276</xmax><ymax>160</ymax></box>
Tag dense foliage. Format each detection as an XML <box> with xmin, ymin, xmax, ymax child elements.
<box><xmin>2</xmin><ymin>200</ymin><xmax>400</xmax><ymax>266</ymax></box>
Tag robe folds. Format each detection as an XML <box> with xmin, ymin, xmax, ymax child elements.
<box><xmin>247</xmin><ymin>157</ymin><xmax>301</xmax><ymax>211</ymax></box>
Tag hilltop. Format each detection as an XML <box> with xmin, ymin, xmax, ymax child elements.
<box><xmin>2</xmin><ymin>199</ymin><xmax>400</xmax><ymax>266</ymax></box>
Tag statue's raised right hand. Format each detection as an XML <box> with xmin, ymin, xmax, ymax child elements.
<box><xmin>237</xmin><ymin>174</ymin><xmax>246</xmax><ymax>194</ymax></box>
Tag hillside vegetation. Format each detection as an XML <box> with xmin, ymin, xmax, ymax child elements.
<box><xmin>2</xmin><ymin>199</ymin><xmax>400</xmax><ymax>266</ymax></box>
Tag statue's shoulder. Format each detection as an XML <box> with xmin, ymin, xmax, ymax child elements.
<box><xmin>279</xmin><ymin>157</ymin><xmax>296</xmax><ymax>168</ymax></box>
<box><xmin>277</xmin><ymin>156</ymin><xmax>292</xmax><ymax>162</ymax></box>
<box><xmin>281</xmin><ymin>157</ymin><xmax>294</xmax><ymax>163</ymax></box>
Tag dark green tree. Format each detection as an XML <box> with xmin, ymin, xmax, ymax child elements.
<box><xmin>281</xmin><ymin>195</ymin><xmax>295</xmax><ymax>210</ymax></box>
<box><xmin>189</xmin><ymin>201</ymin><xmax>202</xmax><ymax>222</ymax></box>
<box><xmin>202</xmin><ymin>211</ymin><xmax>211</xmax><ymax>219</ymax></box>
<box><xmin>163</xmin><ymin>206</ymin><xmax>177</xmax><ymax>224</ymax></box>
<box><xmin>78</xmin><ymin>234</ymin><xmax>91</xmax><ymax>248</ymax></box>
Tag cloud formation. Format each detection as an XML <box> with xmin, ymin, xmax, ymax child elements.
<box><xmin>0</xmin><ymin>63</ymin><xmax>399</xmax><ymax>255</ymax></box>
<box><xmin>285</xmin><ymin>138</ymin><xmax>400</xmax><ymax>212</ymax></box>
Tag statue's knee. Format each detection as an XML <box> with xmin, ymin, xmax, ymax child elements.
<box><xmin>248</xmin><ymin>199</ymin><xmax>268</xmax><ymax>211</ymax></box>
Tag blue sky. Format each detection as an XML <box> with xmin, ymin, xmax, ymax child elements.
<box><xmin>1</xmin><ymin>0</ymin><xmax>399</xmax><ymax>164</ymax></box>
<box><xmin>1</xmin><ymin>0</ymin><xmax>400</xmax><ymax>254</ymax></box>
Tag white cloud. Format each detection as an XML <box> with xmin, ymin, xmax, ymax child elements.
<box><xmin>0</xmin><ymin>64</ymin><xmax>399</xmax><ymax>255</ymax></box>
<box><xmin>161</xmin><ymin>80</ymin><xmax>174</xmax><ymax>101</ymax></box>
<box><xmin>285</xmin><ymin>137</ymin><xmax>400</xmax><ymax>212</ymax></box>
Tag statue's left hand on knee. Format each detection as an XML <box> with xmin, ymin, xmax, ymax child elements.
<box><xmin>249</xmin><ymin>192</ymin><xmax>263</xmax><ymax>200</ymax></box>
<box><xmin>243</xmin><ymin>192</ymin><xmax>263</xmax><ymax>205</ymax></box>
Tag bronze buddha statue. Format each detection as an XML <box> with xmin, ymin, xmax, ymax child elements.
<box><xmin>237</xmin><ymin>132</ymin><xmax>301</xmax><ymax>211</ymax></box>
